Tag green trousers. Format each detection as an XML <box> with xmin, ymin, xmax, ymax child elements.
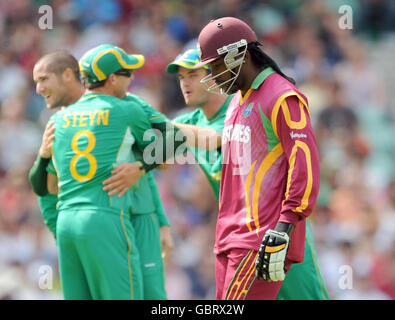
<box><xmin>277</xmin><ymin>220</ymin><xmax>330</xmax><ymax>300</ymax></box>
<box><xmin>131</xmin><ymin>213</ymin><xmax>167</xmax><ymax>300</ymax></box>
<box><xmin>57</xmin><ymin>208</ymin><xmax>143</xmax><ymax>300</ymax></box>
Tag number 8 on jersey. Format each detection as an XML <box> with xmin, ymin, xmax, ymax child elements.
<box><xmin>70</xmin><ymin>130</ymin><xmax>97</xmax><ymax>182</ymax></box>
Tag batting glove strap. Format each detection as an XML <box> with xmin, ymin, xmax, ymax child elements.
<box><xmin>255</xmin><ymin>229</ymin><xmax>290</xmax><ymax>282</ymax></box>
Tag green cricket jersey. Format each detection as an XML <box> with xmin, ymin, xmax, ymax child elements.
<box><xmin>42</xmin><ymin>92</ymin><xmax>170</xmax><ymax>229</ymax></box>
<box><xmin>122</xmin><ymin>93</ymin><xmax>169</xmax><ymax>299</ymax></box>
<box><xmin>43</xmin><ymin>93</ymin><xmax>170</xmax><ymax>225</ymax></box>
<box><xmin>125</xmin><ymin>93</ymin><xmax>167</xmax><ymax>125</ymax></box>
<box><xmin>123</xmin><ymin>93</ymin><xmax>169</xmax><ymax>226</ymax></box>
<box><xmin>48</xmin><ymin>93</ymin><xmax>152</xmax><ymax>213</ymax></box>
<box><xmin>38</xmin><ymin>193</ymin><xmax>58</xmax><ymax>237</ymax></box>
<box><xmin>173</xmin><ymin>95</ymin><xmax>234</xmax><ymax>197</ymax></box>
<box><xmin>45</xmin><ymin>92</ymin><xmax>170</xmax><ymax>300</ymax></box>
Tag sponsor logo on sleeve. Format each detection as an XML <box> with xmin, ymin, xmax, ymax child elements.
<box><xmin>290</xmin><ymin>131</ymin><xmax>307</xmax><ymax>139</ymax></box>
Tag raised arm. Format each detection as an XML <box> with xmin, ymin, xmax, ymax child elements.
<box><xmin>28</xmin><ymin>121</ymin><xmax>55</xmax><ymax>196</ymax></box>
<box><xmin>172</xmin><ymin>121</ymin><xmax>221</xmax><ymax>150</ymax></box>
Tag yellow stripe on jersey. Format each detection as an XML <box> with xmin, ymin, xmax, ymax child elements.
<box><xmin>120</xmin><ymin>209</ymin><xmax>134</xmax><ymax>300</ymax></box>
<box><xmin>149</xmin><ymin>116</ymin><xmax>165</xmax><ymax>121</ymax></box>
<box><xmin>280</xmin><ymin>99</ymin><xmax>307</xmax><ymax>130</ymax></box>
<box><xmin>283</xmin><ymin>140</ymin><xmax>313</xmax><ymax>213</ymax></box>
<box><xmin>235</xmin><ymin>252</ymin><xmax>258</xmax><ymax>300</ymax></box>
<box><xmin>225</xmin><ymin>250</ymin><xmax>254</xmax><ymax>300</ymax></box>
<box><xmin>270</xmin><ymin>91</ymin><xmax>310</xmax><ymax>139</ymax></box>
<box><xmin>245</xmin><ymin>160</ymin><xmax>257</xmax><ymax>232</ymax></box>
<box><xmin>251</xmin><ymin>143</ymin><xmax>284</xmax><ymax>237</ymax></box>
<box><xmin>239</xmin><ymin>89</ymin><xmax>253</xmax><ymax>106</ymax></box>
<box><xmin>78</xmin><ymin>94</ymin><xmax>102</xmax><ymax>102</ymax></box>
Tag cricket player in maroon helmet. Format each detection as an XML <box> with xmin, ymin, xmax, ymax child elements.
<box><xmin>195</xmin><ymin>17</ymin><xmax>321</xmax><ymax>300</ymax></box>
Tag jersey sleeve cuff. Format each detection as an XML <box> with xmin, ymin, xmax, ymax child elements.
<box><xmin>278</xmin><ymin>210</ymin><xmax>303</xmax><ymax>226</ymax></box>
<box><xmin>158</xmin><ymin>218</ymin><xmax>170</xmax><ymax>227</ymax></box>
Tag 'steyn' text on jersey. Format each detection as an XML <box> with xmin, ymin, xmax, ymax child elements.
<box><xmin>62</xmin><ymin>109</ymin><xmax>110</xmax><ymax>128</ymax></box>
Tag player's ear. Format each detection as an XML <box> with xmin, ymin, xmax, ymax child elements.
<box><xmin>62</xmin><ymin>67</ymin><xmax>74</xmax><ymax>83</ymax></box>
<box><xmin>107</xmin><ymin>74</ymin><xmax>116</xmax><ymax>84</ymax></box>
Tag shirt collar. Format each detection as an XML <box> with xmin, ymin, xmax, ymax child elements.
<box><xmin>250</xmin><ymin>67</ymin><xmax>275</xmax><ymax>90</ymax></box>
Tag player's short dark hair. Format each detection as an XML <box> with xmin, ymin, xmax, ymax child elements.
<box><xmin>247</xmin><ymin>42</ymin><xmax>296</xmax><ymax>85</ymax></box>
<box><xmin>80</xmin><ymin>69</ymin><xmax>107</xmax><ymax>89</ymax></box>
<box><xmin>37</xmin><ymin>50</ymin><xmax>81</xmax><ymax>82</ymax></box>
<box><xmin>83</xmin><ymin>79</ymin><xmax>107</xmax><ymax>89</ymax></box>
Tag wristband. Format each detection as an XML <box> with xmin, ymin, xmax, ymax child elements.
<box><xmin>274</xmin><ymin>221</ymin><xmax>294</xmax><ymax>236</ymax></box>
<box><xmin>136</xmin><ymin>161</ymin><xmax>146</xmax><ymax>175</ymax></box>
<box><xmin>28</xmin><ymin>154</ymin><xmax>50</xmax><ymax>196</ymax></box>
<box><xmin>38</xmin><ymin>154</ymin><xmax>50</xmax><ymax>167</ymax></box>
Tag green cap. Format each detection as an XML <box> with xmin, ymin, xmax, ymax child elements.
<box><xmin>79</xmin><ymin>44</ymin><xmax>145</xmax><ymax>83</ymax></box>
<box><xmin>166</xmin><ymin>48</ymin><xmax>210</xmax><ymax>74</ymax></box>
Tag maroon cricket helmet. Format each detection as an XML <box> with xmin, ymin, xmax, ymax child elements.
<box><xmin>195</xmin><ymin>17</ymin><xmax>258</xmax><ymax>69</ymax></box>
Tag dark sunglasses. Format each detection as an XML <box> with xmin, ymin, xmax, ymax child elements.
<box><xmin>114</xmin><ymin>69</ymin><xmax>133</xmax><ymax>77</ymax></box>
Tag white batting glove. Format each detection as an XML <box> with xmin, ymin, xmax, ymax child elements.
<box><xmin>255</xmin><ymin>229</ymin><xmax>290</xmax><ymax>281</ymax></box>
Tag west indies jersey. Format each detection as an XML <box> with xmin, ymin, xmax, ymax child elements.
<box><xmin>217</xmin><ymin>68</ymin><xmax>320</xmax><ymax>262</ymax></box>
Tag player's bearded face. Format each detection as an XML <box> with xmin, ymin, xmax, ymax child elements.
<box><xmin>208</xmin><ymin>58</ymin><xmax>240</xmax><ymax>95</ymax></box>
<box><xmin>34</xmin><ymin>65</ymin><xmax>69</xmax><ymax>109</ymax></box>
<box><xmin>179</xmin><ymin>68</ymin><xmax>209</xmax><ymax>107</ymax></box>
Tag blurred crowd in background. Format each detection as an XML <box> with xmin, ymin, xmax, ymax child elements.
<box><xmin>0</xmin><ymin>0</ymin><xmax>394</xmax><ymax>300</ymax></box>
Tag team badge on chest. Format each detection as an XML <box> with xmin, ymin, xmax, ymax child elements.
<box><xmin>243</xmin><ymin>103</ymin><xmax>254</xmax><ymax>118</ymax></box>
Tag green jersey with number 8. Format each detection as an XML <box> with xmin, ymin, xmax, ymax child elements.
<box><xmin>48</xmin><ymin>92</ymin><xmax>153</xmax><ymax>213</ymax></box>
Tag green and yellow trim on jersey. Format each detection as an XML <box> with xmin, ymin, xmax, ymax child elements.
<box><xmin>120</xmin><ymin>209</ymin><xmax>134</xmax><ymax>300</ymax></box>
<box><xmin>270</xmin><ymin>91</ymin><xmax>314</xmax><ymax>215</ymax></box>
<box><xmin>250</xmin><ymin>143</ymin><xmax>284</xmax><ymax>237</ymax></box>
<box><xmin>244</xmin><ymin>103</ymin><xmax>284</xmax><ymax>237</ymax></box>
<box><xmin>77</xmin><ymin>93</ymin><xmax>105</xmax><ymax>103</ymax></box>
<box><xmin>245</xmin><ymin>161</ymin><xmax>257</xmax><ymax>234</ymax></box>
<box><xmin>225</xmin><ymin>250</ymin><xmax>258</xmax><ymax>300</ymax></box>
<box><xmin>238</xmin><ymin>67</ymin><xmax>276</xmax><ymax>106</ymax></box>
<box><xmin>283</xmin><ymin>140</ymin><xmax>313</xmax><ymax>213</ymax></box>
